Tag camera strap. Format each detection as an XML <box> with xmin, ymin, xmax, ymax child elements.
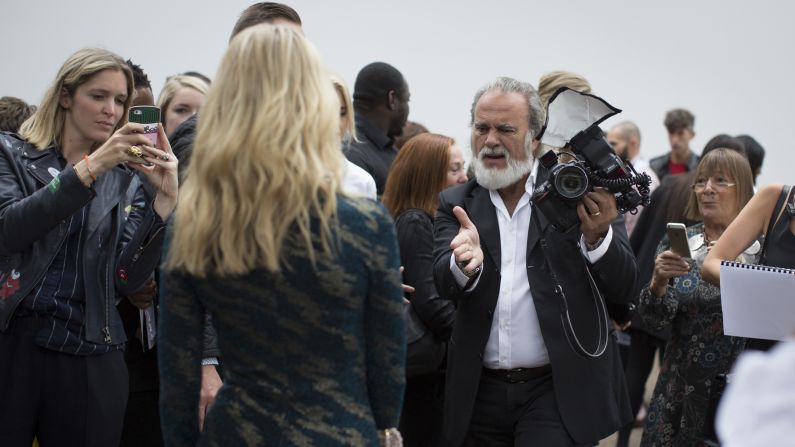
<box><xmin>532</xmin><ymin>209</ymin><xmax>609</xmax><ymax>358</ymax></box>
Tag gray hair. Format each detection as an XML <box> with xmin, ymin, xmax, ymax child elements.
<box><xmin>470</xmin><ymin>77</ymin><xmax>544</xmax><ymax>139</ymax></box>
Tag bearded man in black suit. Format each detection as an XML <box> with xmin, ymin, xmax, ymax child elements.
<box><xmin>433</xmin><ymin>77</ymin><xmax>636</xmax><ymax>446</ymax></box>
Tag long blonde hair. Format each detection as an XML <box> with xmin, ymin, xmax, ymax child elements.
<box><xmin>167</xmin><ymin>24</ymin><xmax>344</xmax><ymax>276</ymax></box>
<box><xmin>19</xmin><ymin>48</ymin><xmax>133</xmax><ymax>150</ymax></box>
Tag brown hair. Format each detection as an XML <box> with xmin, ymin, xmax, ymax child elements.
<box><xmin>0</xmin><ymin>96</ymin><xmax>36</xmax><ymax>133</ymax></box>
<box><xmin>230</xmin><ymin>2</ymin><xmax>302</xmax><ymax>40</ymax></box>
<box><xmin>393</xmin><ymin>120</ymin><xmax>428</xmax><ymax>149</ymax></box>
<box><xmin>382</xmin><ymin>133</ymin><xmax>453</xmax><ymax>218</ymax></box>
<box><xmin>664</xmin><ymin>108</ymin><xmax>695</xmax><ymax>134</ymax></box>
<box><xmin>684</xmin><ymin>148</ymin><xmax>754</xmax><ymax>221</ymax></box>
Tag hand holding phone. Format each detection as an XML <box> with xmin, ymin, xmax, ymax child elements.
<box><xmin>128</xmin><ymin>106</ymin><xmax>161</xmax><ymax>148</ymax></box>
<box><xmin>667</xmin><ymin>223</ymin><xmax>691</xmax><ymax>259</ymax></box>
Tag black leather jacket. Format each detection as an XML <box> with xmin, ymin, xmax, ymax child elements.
<box><xmin>0</xmin><ymin>132</ymin><xmax>165</xmax><ymax>345</ymax></box>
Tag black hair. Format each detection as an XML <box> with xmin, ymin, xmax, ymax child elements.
<box><xmin>125</xmin><ymin>59</ymin><xmax>151</xmax><ymax>90</ymax></box>
<box><xmin>735</xmin><ymin>135</ymin><xmax>765</xmax><ymax>179</ymax></box>
<box><xmin>701</xmin><ymin>134</ymin><xmax>745</xmax><ymax>157</ymax></box>
<box><xmin>181</xmin><ymin>71</ymin><xmax>212</xmax><ymax>85</ymax></box>
<box><xmin>352</xmin><ymin>62</ymin><xmax>407</xmax><ymax>111</ymax></box>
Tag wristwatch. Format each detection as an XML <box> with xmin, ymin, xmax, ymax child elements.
<box><xmin>584</xmin><ymin>236</ymin><xmax>605</xmax><ymax>251</ymax></box>
<box><xmin>458</xmin><ymin>261</ymin><xmax>482</xmax><ymax>278</ymax></box>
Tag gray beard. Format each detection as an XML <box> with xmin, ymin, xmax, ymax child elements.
<box><xmin>472</xmin><ymin>146</ymin><xmax>535</xmax><ymax>190</ymax></box>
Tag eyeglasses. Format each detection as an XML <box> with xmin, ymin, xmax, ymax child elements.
<box><xmin>691</xmin><ymin>177</ymin><xmax>736</xmax><ymax>192</ymax></box>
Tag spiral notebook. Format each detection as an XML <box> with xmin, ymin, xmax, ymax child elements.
<box><xmin>720</xmin><ymin>261</ymin><xmax>795</xmax><ymax>341</ymax></box>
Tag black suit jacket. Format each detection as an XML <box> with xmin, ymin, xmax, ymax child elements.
<box><xmin>433</xmin><ymin>174</ymin><xmax>636</xmax><ymax>446</ymax></box>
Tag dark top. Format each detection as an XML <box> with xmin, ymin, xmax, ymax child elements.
<box><xmin>344</xmin><ymin>116</ymin><xmax>397</xmax><ymax>196</ymax></box>
<box><xmin>159</xmin><ymin>197</ymin><xmax>406</xmax><ymax>447</ymax></box>
<box><xmin>649</xmin><ymin>151</ymin><xmax>699</xmax><ymax>182</ymax></box>
<box><xmin>395</xmin><ymin>208</ymin><xmax>455</xmax><ymax>341</ymax></box>
<box><xmin>169</xmin><ymin>114</ymin><xmax>197</xmax><ymax>179</ymax></box>
<box><xmin>763</xmin><ymin>187</ymin><xmax>795</xmax><ymax>269</ymax></box>
<box><xmin>432</xmin><ymin>176</ymin><xmax>636</xmax><ymax>445</ymax></box>
<box><xmin>628</xmin><ymin>173</ymin><xmax>700</xmax><ymax>339</ymax></box>
<box><xmin>0</xmin><ymin>133</ymin><xmax>166</xmax><ymax>345</ymax></box>
<box><xmin>142</xmin><ymin>119</ymin><xmax>222</xmax><ymax>361</ymax></box>
<box><xmin>17</xmin><ymin>202</ymin><xmax>118</xmax><ymax>355</ymax></box>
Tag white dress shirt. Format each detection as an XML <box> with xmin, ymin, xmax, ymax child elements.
<box><xmin>624</xmin><ymin>155</ymin><xmax>660</xmax><ymax>236</ymax></box>
<box><xmin>451</xmin><ymin>161</ymin><xmax>613</xmax><ymax>369</ymax></box>
<box><xmin>342</xmin><ymin>160</ymin><xmax>377</xmax><ymax>200</ymax></box>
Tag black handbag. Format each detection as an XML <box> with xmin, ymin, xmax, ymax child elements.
<box><xmin>404</xmin><ymin>303</ymin><xmax>446</xmax><ymax>378</ymax></box>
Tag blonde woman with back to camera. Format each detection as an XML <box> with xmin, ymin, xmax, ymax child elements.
<box><xmin>158</xmin><ymin>24</ymin><xmax>406</xmax><ymax>447</ymax></box>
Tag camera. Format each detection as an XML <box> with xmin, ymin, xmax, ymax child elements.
<box><xmin>531</xmin><ymin>88</ymin><xmax>651</xmax><ymax>233</ymax></box>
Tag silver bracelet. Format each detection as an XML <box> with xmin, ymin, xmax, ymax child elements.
<box><xmin>377</xmin><ymin>428</ymin><xmax>403</xmax><ymax>447</ymax></box>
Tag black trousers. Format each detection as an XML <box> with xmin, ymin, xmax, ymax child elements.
<box><xmin>615</xmin><ymin>328</ymin><xmax>665</xmax><ymax>447</ymax></box>
<box><xmin>120</xmin><ymin>389</ymin><xmax>162</xmax><ymax>447</ymax></box>
<box><xmin>461</xmin><ymin>368</ymin><xmax>587</xmax><ymax>447</ymax></box>
<box><xmin>0</xmin><ymin>326</ymin><xmax>128</xmax><ymax>447</ymax></box>
<box><xmin>400</xmin><ymin>372</ymin><xmax>444</xmax><ymax>447</ymax></box>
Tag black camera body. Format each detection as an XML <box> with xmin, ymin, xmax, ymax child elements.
<box><xmin>531</xmin><ymin>124</ymin><xmax>651</xmax><ymax>233</ymax></box>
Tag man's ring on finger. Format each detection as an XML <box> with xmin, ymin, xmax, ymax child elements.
<box><xmin>128</xmin><ymin>145</ymin><xmax>143</xmax><ymax>158</ymax></box>
<box><xmin>160</xmin><ymin>154</ymin><xmax>169</xmax><ymax>161</ymax></box>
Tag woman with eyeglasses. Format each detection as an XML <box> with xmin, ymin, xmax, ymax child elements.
<box><xmin>637</xmin><ymin>148</ymin><xmax>756</xmax><ymax>447</ymax></box>
<box><xmin>703</xmin><ymin>182</ymin><xmax>795</xmax><ymax>286</ymax></box>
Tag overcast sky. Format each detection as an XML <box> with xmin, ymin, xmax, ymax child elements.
<box><xmin>3</xmin><ymin>0</ymin><xmax>793</xmax><ymax>186</ymax></box>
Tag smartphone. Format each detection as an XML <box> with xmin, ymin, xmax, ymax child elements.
<box><xmin>666</xmin><ymin>223</ymin><xmax>691</xmax><ymax>259</ymax></box>
<box><xmin>128</xmin><ymin>106</ymin><xmax>160</xmax><ymax>147</ymax></box>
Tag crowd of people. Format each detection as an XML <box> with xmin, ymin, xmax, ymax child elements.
<box><xmin>0</xmin><ymin>2</ymin><xmax>792</xmax><ymax>447</ymax></box>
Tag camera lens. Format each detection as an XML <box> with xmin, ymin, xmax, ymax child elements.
<box><xmin>554</xmin><ymin>165</ymin><xmax>589</xmax><ymax>199</ymax></box>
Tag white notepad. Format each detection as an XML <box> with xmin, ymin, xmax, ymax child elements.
<box><xmin>720</xmin><ymin>261</ymin><xmax>795</xmax><ymax>341</ymax></box>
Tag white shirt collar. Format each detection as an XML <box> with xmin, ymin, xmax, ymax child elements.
<box><xmin>487</xmin><ymin>158</ymin><xmax>539</xmax><ymax>208</ymax></box>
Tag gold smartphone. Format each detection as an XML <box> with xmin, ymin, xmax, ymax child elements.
<box><xmin>666</xmin><ymin>223</ymin><xmax>691</xmax><ymax>258</ymax></box>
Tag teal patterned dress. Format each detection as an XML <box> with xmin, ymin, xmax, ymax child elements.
<box><xmin>158</xmin><ymin>197</ymin><xmax>406</xmax><ymax>446</ymax></box>
<box><xmin>638</xmin><ymin>223</ymin><xmax>756</xmax><ymax>447</ymax></box>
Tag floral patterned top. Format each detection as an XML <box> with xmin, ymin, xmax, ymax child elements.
<box><xmin>638</xmin><ymin>223</ymin><xmax>758</xmax><ymax>447</ymax></box>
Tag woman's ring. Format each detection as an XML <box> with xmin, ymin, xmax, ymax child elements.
<box><xmin>128</xmin><ymin>145</ymin><xmax>143</xmax><ymax>158</ymax></box>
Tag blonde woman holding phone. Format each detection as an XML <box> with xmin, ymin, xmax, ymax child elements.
<box><xmin>0</xmin><ymin>47</ymin><xmax>177</xmax><ymax>446</ymax></box>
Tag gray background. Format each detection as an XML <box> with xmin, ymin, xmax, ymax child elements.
<box><xmin>2</xmin><ymin>0</ymin><xmax>792</xmax><ymax>186</ymax></box>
